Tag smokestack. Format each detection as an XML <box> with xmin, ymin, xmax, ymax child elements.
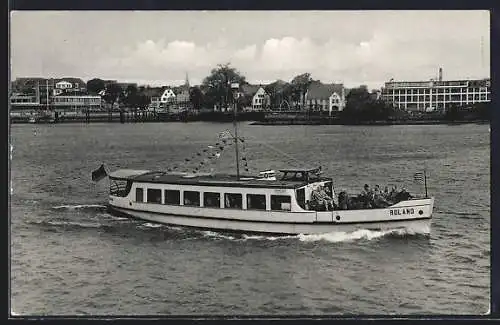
<box><xmin>438</xmin><ymin>67</ymin><xmax>443</xmax><ymax>81</ymax></box>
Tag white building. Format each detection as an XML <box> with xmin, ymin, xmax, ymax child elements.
<box><xmin>381</xmin><ymin>72</ymin><xmax>491</xmax><ymax>112</ymax></box>
<box><xmin>160</xmin><ymin>88</ymin><xmax>176</xmax><ymax>103</ymax></box>
<box><xmin>251</xmin><ymin>87</ymin><xmax>270</xmax><ymax>111</ymax></box>
<box><xmin>305</xmin><ymin>81</ymin><xmax>346</xmax><ymax>114</ymax></box>
<box><xmin>52</xmin><ymin>93</ymin><xmax>102</xmax><ymax>111</ymax></box>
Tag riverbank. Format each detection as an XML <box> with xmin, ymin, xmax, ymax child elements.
<box><xmin>251</xmin><ymin>119</ymin><xmax>490</xmax><ymax>126</ymax></box>
<box><xmin>10</xmin><ymin>111</ymin><xmax>266</xmax><ymax>124</ymax></box>
<box><xmin>9</xmin><ymin>110</ymin><xmax>489</xmax><ymax>126</ymax></box>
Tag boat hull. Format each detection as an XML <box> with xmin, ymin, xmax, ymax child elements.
<box><xmin>107</xmin><ymin>203</ymin><xmax>432</xmax><ymax>235</ymax></box>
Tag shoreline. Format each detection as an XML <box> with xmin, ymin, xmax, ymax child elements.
<box><xmin>9</xmin><ymin>110</ymin><xmax>489</xmax><ymax>126</ymax></box>
<box><xmin>10</xmin><ymin>117</ymin><xmax>489</xmax><ymax>126</ymax></box>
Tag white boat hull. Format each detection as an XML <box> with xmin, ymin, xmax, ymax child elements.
<box><xmin>108</xmin><ymin>198</ymin><xmax>433</xmax><ymax>235</ymax></box>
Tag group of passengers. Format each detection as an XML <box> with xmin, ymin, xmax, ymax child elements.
<box><xmin>309</xmin><ymin>183</ymin><xmax>414</xmax><ymax>211</ymax></box>
<box><xmin>338</xmin><ymin>184</ymin><xmax>413</xmax><ymax>210</ymax></box>
<box><xmin>310</xmin><ymin>185</ymin><xmax>335</xmax><ymax>211</ymax></box>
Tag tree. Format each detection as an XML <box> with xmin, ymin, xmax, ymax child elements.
<box><xmin>202</xmin><ymin>63</ymin><xmax>246</xmax><ymax>110</ymax></box>
<box><xmin>102</xmin><ymin>83</ymin><xmax>122</xmax><ymax>121</ymax></box>
<box><xmin>86</xmin><ymin>78</ymin><xmax>106</xmax><ymax>95</ymax></box>
<box><xmin>189</xmin><ymin>86</ymin><xmax>203</xmax><ymax>110</ymax></box>
<box><xmin>291</xmin><ymin>73</ymin><xmax>313</xmax><ymax>110</ymax></box>
<box><xmin>136</xmin><ymin>93</ymin><xmax>151</xmax><ymax>110</ymax></box>
<box><xmin>444</xmin><ymin>104</ymin><xmax>462</xmax><ymax>121</ymax></box>
<box><xmin>341</xmin><ymin>86</ymin><xmax>395</xmax><ymax>122</ymax></box>
<box><xmin>124</xmin><ymin>84</ymin><xmax>139</xmax><ymax>108</ymax></box>
<box><xmin>265</xmin><ymin>80</ymin><xmax>289</xmax><ymax>109</ymax></box>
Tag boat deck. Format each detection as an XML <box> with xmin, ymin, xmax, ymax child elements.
<box><xmin>113</xmin><ymin>170</ymin><xmax>331</xmax><ymax>189</ymax></box>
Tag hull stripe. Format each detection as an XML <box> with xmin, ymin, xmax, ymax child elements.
<box><xmin>109</xmin><ymin>205</ymin><xmax>432</xmax><ymax>226</ymax></box>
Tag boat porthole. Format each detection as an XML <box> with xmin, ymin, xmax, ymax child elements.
<box><xmin>419</xmin><ymin>210</ymin><xmax>423</xmax><ymax>215</ymax></box>
<box><xmin>336</xmin><ymin>215</ymin><xmax>341</xmax><ymax>221</ymax></box>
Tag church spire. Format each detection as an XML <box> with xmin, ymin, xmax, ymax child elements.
<box><xmin>184</xmin><ymin>72</ymin><xmax>190</xmax><ymax>88</ymax></box>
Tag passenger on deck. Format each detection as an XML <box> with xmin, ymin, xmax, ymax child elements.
<box><xmin>338</xmin><ymin>191</ymin><xmax>348</xmax><ymax>210</ymax></box>
<box><xmin>388</xmin><ymin>186</ymin><xmax>397</xmax><ymax>202</ymax></box>
<box><xmin>383</xmin><ymin>186</ymin><xmax>389</xmax><ymax>199</ymax></box>
<box><xmin>361</xmin><ymin>184</ymin><xmax>373</xmax><ymax>208</ymax></box>
<box><xmin>373</xmin><ymin>185</ymin><xmax>390</xmax><ymax>208</ymax></box>
<box><xmin>395</xmin><ymin>187</ymin><xmax>413</xmax><ymax>202</ymax></box>
<box><xmin>312</xmin><ymin>185</ymin><xmax>334</xmax><ymax>211</ymax></box>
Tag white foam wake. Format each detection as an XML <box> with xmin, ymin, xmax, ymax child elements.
<box><xmin>140</xmin><ymin>222</ymin><xmax>163</xmax><ymax>228</ymax></box>
<box><xmin>202</xmin><ymin>230</ymin><xmax>236</xmax><ymax>240</ymax></box>
<box><xmin>297</xmin><ymin>229</ymin><xmax>396</xmax><ymax>243</ymax></box>
<box><xmin>41</xmin><ymin>220</ymin><xmax>102</xmax><ymax>228</ymax></box>
<box><xmin>52</xmin><ymin>204</ymin><xmax>107</xmax><ymax>210</ymax></box>
<box><xmin>200</xmin><ymin>227</ymin><xmax>425</xmax><ymax>243</ymax></box>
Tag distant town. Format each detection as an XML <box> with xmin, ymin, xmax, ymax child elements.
<box><xmin>10</xmin><ymin>64</ymin><xmax>491</xmax><ymax>124</ymax></box>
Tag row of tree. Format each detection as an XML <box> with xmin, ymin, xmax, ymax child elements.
<box><xmin>85</xmin><ymin>63</ymin><xmax>322</xmax><ymax>112</ymax></box>
<box><xmin>85</xmin><ymin>63</ymin><xmax>489</xmax><ymax>122</ymax></box>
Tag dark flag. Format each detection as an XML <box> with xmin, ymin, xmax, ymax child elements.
<box><xmin>413</xmin><ymin>172</ymin><xmax>425</xmax><ymax>184</ymax></box>
<box><xmin>92</xmin><ymin>164</ymin><xmax>108</xmax><ymax>182</ymax></box>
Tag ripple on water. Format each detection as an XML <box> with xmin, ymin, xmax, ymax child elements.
<box><xmin>10</xmin><ymin>123</ymin><xmax>490</xmax><ymax>315</ymax></box>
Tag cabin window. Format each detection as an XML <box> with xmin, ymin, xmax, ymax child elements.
<box><xmin>165</xmin><ymin>190</ymin><xmax>180</xmax><ymax>205</ymax></box>
<box><xmin>184</xmin><ymin>191</ymin><xmax>200</xmax><ymax>206</ymax></box>
<box><xmin>271</xmin><ymin>195</ymin><xmax>291</xmax><ymax>211</ymax></box>
<box><xmin>224</xmin><ymin>193</ymin><xmax>242</xmax><ymax>209</ymax></box>
<box><xmin>296</xmin><ymin>188</ymin><xmax>306</xmax><ymax>209</ymax></box>
<box><xmin>247</xmin><ymin>194</ymin><xmax>266</xmax><ymax>210</ymax></box>
<box><xmin>204</xmin><ymin>192</ymin><xmax>220</xmax><ymax>208</ymax></box>
<box><xmin>147</xmin><ymin>189</ymin><xmax>162</xmax><ymax>204</ymax></box>
<box><xmin>135</xmin><ymin>188</ymin><xmax>144</xmax><ymax>202</ymax></box>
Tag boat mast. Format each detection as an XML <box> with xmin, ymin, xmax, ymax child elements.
<box><xmin>46</xmin><ymin>79</ymin><xmax>49</xmax><ymax>111</ymax></box>
<box><xmin>232</xmin><ymin>82</ymin><xmax>240</xmax><ymax>180</ymax></box>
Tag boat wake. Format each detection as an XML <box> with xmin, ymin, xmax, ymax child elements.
<box><xmin>52</xmin><ymin>204</ymin><xmax>107</xmax><ymax>211</ymax></box>
<box><xmin>297</xmin><ymin>228</ymin><xmax>413</xmax><ymax>243</ymax></box>
<box><xmin>31</xmin><ymin>219</ymin><xmax>103</xmax><ymax>229</ymax></box>
<box><xmin>199</xmin><ymin>226</ymin><xmax>428</xmax><ymax>243</ymax></box>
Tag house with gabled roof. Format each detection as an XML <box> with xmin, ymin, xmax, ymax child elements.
<box><xmin>305</xmin><ymin>81</ymin><xmax>346</xmax><ymax>114</ymax></box>
<box><xmin>240</xmin><ymin>84</ymin><xmax>270</xmax><ymax>111</ymax></box>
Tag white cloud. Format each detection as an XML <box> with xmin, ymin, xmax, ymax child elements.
<box><xmin>233</xmin><ymin>44</ymin><xmax>257</xmax><ymax>61</ymax></box>
<box><xmin>10</xmin><ymin>11</ymin><xmax>490</xmax><ymax>90</ymax></box>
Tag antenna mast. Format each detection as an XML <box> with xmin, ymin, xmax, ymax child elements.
<box><xmin>230</xmin><ymin>80</ymin><xmax>240</xmax><ymax>180</ymax></box>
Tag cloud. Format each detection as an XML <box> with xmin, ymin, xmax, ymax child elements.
<box><xmin>233</xmin><ymin>44</ymin><xmax>257</xmax><ymax>61</ymax></box>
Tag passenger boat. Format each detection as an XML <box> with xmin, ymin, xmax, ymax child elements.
<box><xmin>93</xmin><ymin>82</ymin><xmax>434</xmax><ymax>235</ymax></box>
<box><xmin>99</xmin><ymin>167</ymin><xmax>433</xmax><ymax>235</ymax></box>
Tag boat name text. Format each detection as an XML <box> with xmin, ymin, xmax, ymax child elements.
<box><xmin>390</xmin><ymin>208</ymin><xmax>415</xmax><ymax>216</ymax></box>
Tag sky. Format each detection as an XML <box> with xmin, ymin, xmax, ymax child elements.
<box><xmin>10</xmin><ymin>10</ymin><xmax>490</xmax><ymax>89</ymax></box>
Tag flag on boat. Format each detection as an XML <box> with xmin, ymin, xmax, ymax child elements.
<box><xmin>413</xmin><ymin>172</ymin><xmax>425</xmax><ymax>184</ymax></box>
<box><xmin>218</xmin><ymin>129</ymin><xmax>232</xmax><ymax>139</ymax></box>
<box><xmin>92</xmin><ymin>164</ymin><xmax>108</xmax><ymax>182</ymax></box>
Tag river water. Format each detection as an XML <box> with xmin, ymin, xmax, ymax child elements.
<box><xmin>10</xmin><ymin>122</ymin><xmax>490</xmax><ymax>315</ymax></box>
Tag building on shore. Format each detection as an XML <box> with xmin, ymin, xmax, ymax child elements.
<box><xmin>380</xmin><ymin>68</ymin><xmax>491</xmax><ymax>113</ymax></box>
<box><xmin>238</xmin><ymin>84</ymin><xmax>270</xmax><ymax>112</ymax></box>
<box><xmin>304</xmin><ymin>81</ymin><xmax>346</xmax><ymax>114</ymax></box>
<box><xmin>51</xmin><ymin>91</ymin><xmax>102</xmax><ymax>112</ymax></box>
<box><xmin>10</xmin><ymin>77</ymin><xmax>100</xmax><ymax>114</ymax></box>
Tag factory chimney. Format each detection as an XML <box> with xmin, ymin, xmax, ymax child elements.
<box><xmin>438</xmin><ymin>67</ymin><xmax>443</xmax><ymax>81</ymax></box>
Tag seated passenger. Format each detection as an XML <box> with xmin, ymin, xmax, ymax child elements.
<box><xmin>388</xmin><ymin>186</ymin><xmax>398</xmax><ymax>202</ymax></box>
<box><xmin>395</xmin><ymin>187</ymin><xmax>413</xmax><ymax>202</ymax></box>
<box><xmin>338</xmin><ymin>191</ymin><xmax>348</xmax><ymax>210</ymax></box>
<box><xmin>383</xmin><ymin>186</ymin><xmax>390</xmax><ymax>199</ymax></box>
<box><xmin>373</xmin><ymin>185</ymin><xmax>390</xmax><ymax>208</ymax></box>
<box><xmin>312</xmin><ymin>185</ymin><xmax>334</xmax><ymax>211</ymax></box>
<box><xmin>361</xmin><ymin>184</ymin><xmax>373</xmax><ymax>208</ymax></box>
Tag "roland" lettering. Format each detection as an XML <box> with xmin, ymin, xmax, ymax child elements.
<box><xmin>390</xmin><ymin>208</ymin><xmax>415</xmax><ymax>216</ymax></box>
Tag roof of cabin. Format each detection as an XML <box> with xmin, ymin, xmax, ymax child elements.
<box><xmin>111</xmin><ymin>170</ymin><xmax>331</xmax><ymax>189</ymax></box>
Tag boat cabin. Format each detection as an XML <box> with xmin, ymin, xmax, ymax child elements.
<box><xmin>108</xmin><ymin>167</ymin><xmax>335</xmax><ymax>213</ymax></box>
